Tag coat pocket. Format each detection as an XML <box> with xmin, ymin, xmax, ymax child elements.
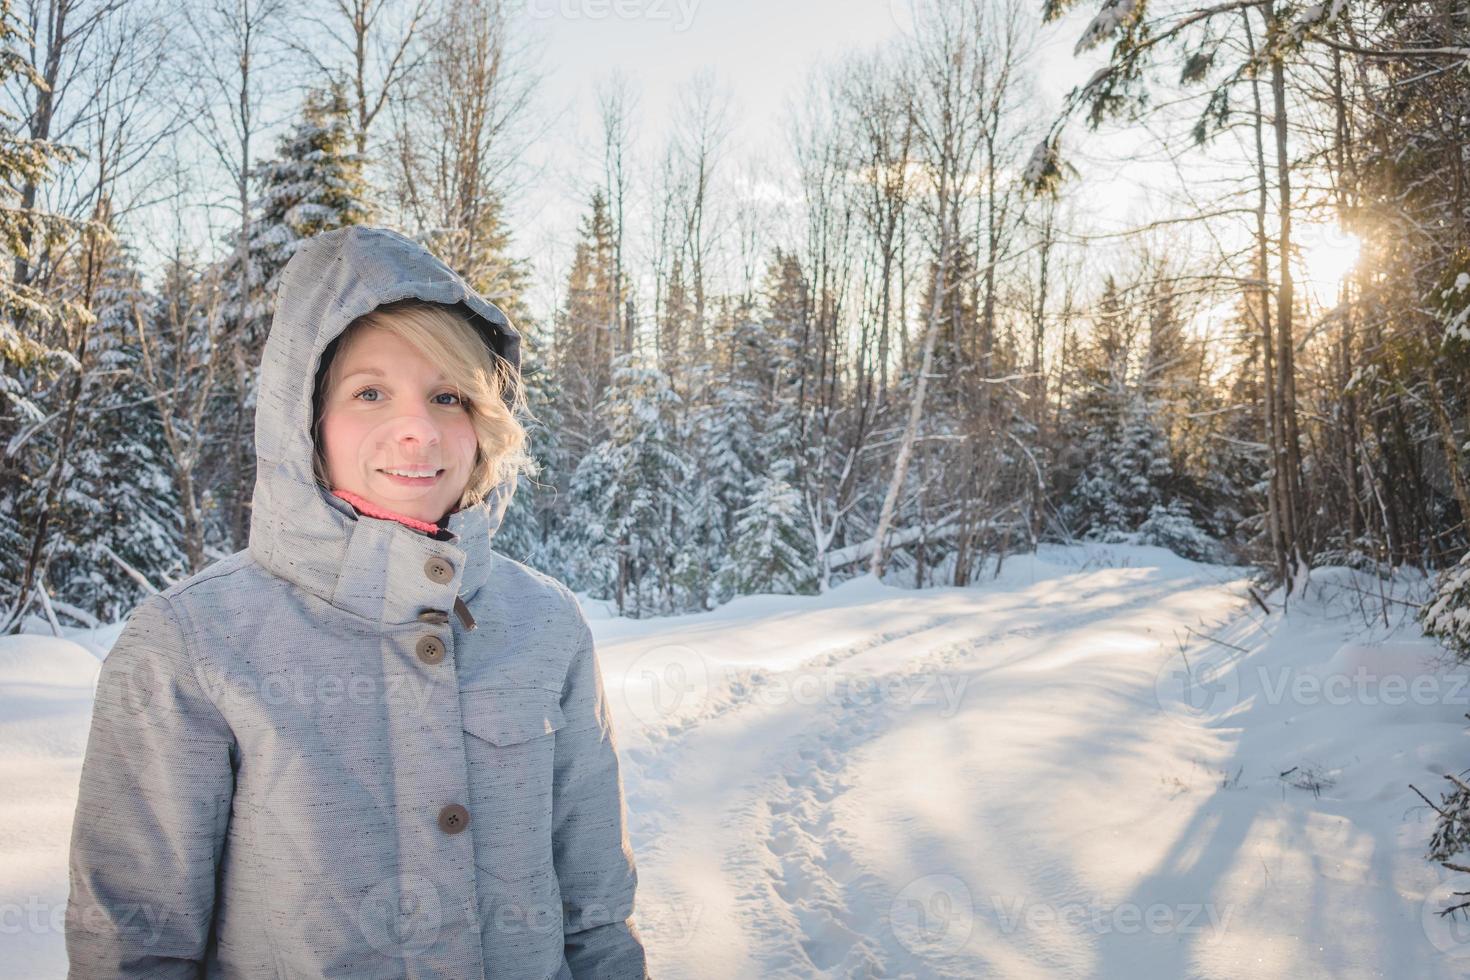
<box><xmin>460</xmin><ymin>685</ymin><xmax>566</xmax><ymax>883</ymax></box>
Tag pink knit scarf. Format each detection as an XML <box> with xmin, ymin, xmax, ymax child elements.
<box><xmin>331</xmin><ymin>488</ymin><xmax>445</xmax><ymax>536</ymax></box>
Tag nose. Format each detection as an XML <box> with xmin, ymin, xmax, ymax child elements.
<box><xmin>383</xmin><ymin>406</ymin><xmax>441</xmax><ymax>456</ymax></box>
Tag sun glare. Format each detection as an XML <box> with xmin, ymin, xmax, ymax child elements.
<box><xmin>1297</xmin><ymin>225</ymin><xmax>1363</xmax><ymax>308</ymax></box>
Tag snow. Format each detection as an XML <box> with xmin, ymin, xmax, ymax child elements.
<box><xmin>1022</xmin><ymin>138</ymin><xmax>1054</xmax><ymax>189</ymax></box>
<box><xmin>1290</xmin><ymin>0</ymin><xmax>1350</xmax><ymax>44</ymax></box>
<box><xmin>5</xmin><ymin>543</ymin><xmax>1470</xmax><ymax>976</ymax></box>
<box><xmin>1074</xmin><ymin>0</ymin><xmax>1139</xmax><ymax>57</ymax></box>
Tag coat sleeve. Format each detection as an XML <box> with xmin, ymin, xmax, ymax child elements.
<box><xmin>551</xmin><ymin>611</ymin><xmax>649</xmax><ymax>978</ymax></box>
<box><xmin>65</xmin><ymin>594</ymin><xmax>236</xmax><ymax>979</ymax></box>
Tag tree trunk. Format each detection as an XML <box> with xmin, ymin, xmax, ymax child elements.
<box><xmin>869</xmin><ymin>225</ymin><xmax>952</xmax><ymax>580</ymax></box>
<box><xmin>1269</xmin><ymin>7</ymin><xmax>1309</xmax><ymax>597</ymax></box>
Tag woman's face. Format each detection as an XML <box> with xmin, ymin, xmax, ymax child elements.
<box><xmin>319</xmin><ymin>324</ymin><xmax>478</xmax><ymax>524</ymax></box>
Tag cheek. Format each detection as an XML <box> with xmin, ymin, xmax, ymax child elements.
<box><xmin>320</xmin><ymin>411</ymin><xmax>364</xmax><ymax>470</ymax></box>
<box><xmin>448</xmin><ymin>418</ymin><xmax>479</xmax><ymax>467</ymax></box>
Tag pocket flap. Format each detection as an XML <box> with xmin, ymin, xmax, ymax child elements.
<box><xmin>460</xmin><ymin>686</ymin><xmax>565</xmax><ymax>746</ymax></box>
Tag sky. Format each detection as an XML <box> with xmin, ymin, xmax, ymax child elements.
<box><xmin>501</xmin><ymin>0</ymin><xmax>1112</xmax><ymax>327</ymax></box>
<box><xmin>114</xmin><ymin>0</ymin><xmax>1361</xmax><ymax>352</ymax></box>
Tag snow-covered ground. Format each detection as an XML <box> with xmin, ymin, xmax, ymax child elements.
<box><xmin>4</xmin><ymin>543</ymin><xmax>1468</xmax><ymax>978</ymax></box>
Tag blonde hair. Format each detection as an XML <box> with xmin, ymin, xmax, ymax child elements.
<box><xmin>310</xmin><ymin>299</ymin><xmax>537</xmax><ymax>511</ymax></box>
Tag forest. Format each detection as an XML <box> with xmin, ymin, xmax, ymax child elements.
<box><xmin>2</xmin><ymin>4</ymin><xmax>1470</xmax><ymax>723</ymax></box>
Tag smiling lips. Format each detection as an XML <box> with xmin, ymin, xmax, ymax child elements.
<box><xmin>379</xmin><ymin>466</ymin><xmax>444</xmax><ymax>486</ymax></box>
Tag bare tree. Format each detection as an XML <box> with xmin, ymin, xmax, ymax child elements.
<box><xmin>869</xmin><ymin>0</ymin><xmax>988</xmax><ymax>580</ymax></box>
<box><xmin>597</xmin><ymin>69</ymin><xmax>636</xmax><ymax>354</ymax></box>
<box><xmin>5</xmin><ymin>0</ymin><xmax>122</xmax><ymax>290</ymax></box>
<box><xmin>388</xmin><ymin>0</ymin><xmax>547</xmax><ymax>313</ymax></box>
<box><xmin>670</xmin><ymin>68</ymin><xmax>732</xmax><ymax>374</ymax></box>
<box><xmin>286</xmin><ymin>0</ymin><xmax>433</xmax><ymax>161</ymax></box>
<box><xmin>180</xmin><ymin>0</ymin><xmax>289</xmax><ymax>548</ymax></box>
<box><xmin>130</xmin><ymin>195</ymin><xmax>232</xmax><ymax>573</ymax></box>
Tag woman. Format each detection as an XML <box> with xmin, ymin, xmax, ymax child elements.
<box><xmin>65</xmin><ymin>225</ymin><xmax>648</xmax><ymax>979</ymax></box>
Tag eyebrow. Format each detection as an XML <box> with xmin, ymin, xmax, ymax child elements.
<box><xmin>340</xmin><ymin>367</ymin><xmax>449</xmax><ymax>383</ymax></box>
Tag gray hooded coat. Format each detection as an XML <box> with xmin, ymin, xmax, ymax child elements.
<box><xmin>65</xmin><ymin>226</ymin><xmax>648</xmax><ymax>979</ymax></box>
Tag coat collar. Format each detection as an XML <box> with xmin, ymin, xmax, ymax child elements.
<box><xmin>247</xmin><ymin>225</ymin><xmax>520</xmax><ymax>627</ymax></box>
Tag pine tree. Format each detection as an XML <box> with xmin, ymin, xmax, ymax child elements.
<box><xmin>566</xmin><ymin>356</ymin><xmax>689</xmax><ymax>617</ymax></box>
<box><xmin>214</xmin><ymin>80</ymin><xmax>373</xmax><ymax>357</ymax></box>
<box><xmin>250</xmin><ymin>80</ymin><xmax>373</xmax><ymax>314</ymax></box>
<box><xmin>756</xmin><ymin>249</ymin><xmax>823</xmax><ymax>583</ymax></box>
<box><xmin>718</xmin><ymin>472</ymin><xmax>814</xmax><ymax>596</ymax></box>
<box><xmin>554</xmin><ymin>191</ymin><xmax>621</xmax><ymax>460</ymax></box>
<box><xmin>46</xmin><ymin>241</ymin><xmax>184</xmax><ymax>620</ymax></box>
<box><xmin>0</xmin><ymin>0</ymin><xmax>92</xmax><ymax>630</ymax></box>
<box><xmin>1058</xmin><ymin>275</ymin><xmax>1173</xmax><ymax>537</ymax></box>
<box><xmin>213</xmin><ymin>81</ymin><xmax>374</xmax><ymax>547</ymax></box>
<box><xmin>519</xmin><ymin>193</ymin><xmax>626</xmax><ymax>587</ymax></box>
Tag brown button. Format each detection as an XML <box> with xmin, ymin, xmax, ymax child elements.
<box><xmin>424</xmin><ymin>558</ymin><xmax>454</xmax><ymax>584</ymax></box>
<box><xmin>417</xmin><ymin>609</ymin><xmax>450</xmax><ymax>625</ymax></box>
<box><xmin>415</xmin><ymin>635</ymin><xmax>445</xmax><ymax>665</ymax></box>
<box><xmin>438</xmin><ymin>803</ymin><xmax>470</xmax><ymax>834</ymax></box>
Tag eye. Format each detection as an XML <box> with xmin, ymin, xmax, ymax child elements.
<box><xmin>433</xmin><ymin>391</ymin><xmax>463</xmax><ymax>407</ymax></box>
<box><xmin>352</xmin><ymin>385</ymin><xmax>381</xmax><ymax>402</ymax></box>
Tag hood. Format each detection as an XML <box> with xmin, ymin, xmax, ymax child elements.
<box><xmin>248</xmin><ymin>225</ymin><xmax>522</xmax><ymax>625</ymax></box>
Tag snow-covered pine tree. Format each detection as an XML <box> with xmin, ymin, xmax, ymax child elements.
<box><xmin>566</xmin><ymin>355</ymin><xmax>689</xmax><ymax>617</ymax></box>
<box><xmin>755</xmin><ymin>250</ymin><xmax>808</xmax><ymax>461</ymax></box>
<box><xmin>1419</xmin><ymin>550</ymin><xmax>1470</xmax><ymax>901</ymax></box>
<box><xmin>493</xmin><ymin>321</ymin><xmax>559</xmax><ymax>570</ymax></box>
<box><xmin>43</xmin><ymin>237</ymin><xmax>184</xmax><ymax>622</ymax></box>
<box><xmin>250</xmin><ymin>80</ymin><xmax>374</xmax><ymax>314</ymax></box>
<box><xmin>1134</xmin><ymin>273</ymin><xmax>1223</xmax><ymax>555</ymax></box>
<box><xmin>519</xmin><ymin>191</ymin><xmax>624</xmax><ymax>582</ymax></box>
<box><xmin>709</xmin><ymin>248</ymin><xmax>820</xmax><ymax>597</ymax></box>
<box><xmin>1058</xmin><ymin>274</ymin><xmax>1173</xmax><ymax>538</ymax></box>
<box><xmin>684</xmin><ymin>296</ymin><xmax>761</xmax><ymax>607</ymax></box>
<box><xmin>130</xmin><ymin>249</ymin><xmax>237</xmax><ymax>575</ymax></box>
<box><xmin>1419</xmin><ymin>552</ymin><xmax>1470</xmax><ymax>663</ymax></box>
<box><xmin>1206</xmin><ymin>294</ymin><xmax>1271</xmax><ymax>553</ymax></box>
<box><xmin>719</xmin><ymin>470</ymin><xmax>814</xmax><ymax>596</ymax></box>
<box><xmin>210</xmin><ymin>80</ymin><xmax>374</xmax><ymax>546</ymax></box>
<box><xmin>0</xmin><ymin>0</ymin><xmax>90</xmax><ymax>631</ymax></box>
<box><xmin>553</xmin><ymin>191</ymin><xmax>619</xmax><ymax>461</ymax></box>
<box><xmin>212</xmin><ymin>79</ymin><xmax>373</xmax><ymax>367</ymax></box>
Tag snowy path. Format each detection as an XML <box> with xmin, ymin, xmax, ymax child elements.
<box><xmin>595</xmin><ymin>547</ymin><xmax>1466</xmax><ymax>978</ymax></box>
<box><xmin>2</xmin><ymin>544</ymin><xmax>1467</xmax><ymax>978</ymax></box>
